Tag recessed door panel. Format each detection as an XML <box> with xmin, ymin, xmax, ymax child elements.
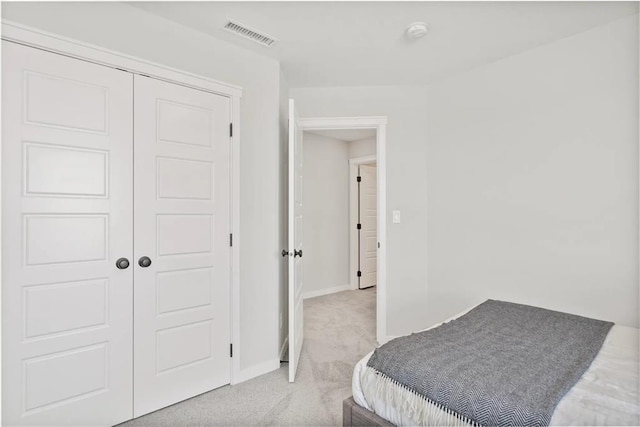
<box><xmin>156</xmin><ymin>214</ymin><xmax>213</xmax><ymax>256</ymax></box>
<box><xmin>134</xmin><ymin>75</ymin><xmax>231</xmax><ymax>417</ymax></box>
<box><xmin>157</xmin><ymin>157</ymin><xmax>213</xmax><ymax>200</ymax></box>
<box><xmin>24</xmin><ymin>71</ymin><xmax>108</xmax><ymax>133</ymax></box>
<box><xmin>157</xmin><ymin>268</ymin><xmax>213</xmax><ymax>314</ymax></box>
<box><xmin>157</xmin><ymin>100</ymin><xmax>212</xmax><ymax>147</ymax></box>
<box><xmin>24</xmin><ymin>215</ymin><xmax>108</xmax><ymax>266</ymax></box>
<box><xmin>2</xmin><ymin>41</ymin><xmax>133</xmax><ymax>426</ymax></box>
<box><xmin>24</xmin><ymin>143</ymin><xmax>108</xmax><ymax>197</ymax></box>
<box><xmin>156</xmin><ymin>321</ymin><xmax>213</xmax><ymax>373</ymax></box>
<box><xmin>24</xmin><ymin>278</ymin><xmax>108</xmax><ymax>339</ymax></box>
<box><xmin>24</xmin><ymin>343</ymin><xmax>108</xmax><ymax>412</ymax></box>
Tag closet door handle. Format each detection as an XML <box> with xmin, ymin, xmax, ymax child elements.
<box><xmin>281</xmin><ymin>250</ymin><xmax>291</xmax><ymax>257</ymax></box>
<box><xmin>116</xmin><ymin>258</ymin><xmax>130</xmax><ymax>270</ymax></box>
<box><xmin>138</xmin><ymin>256</ymin><xmax>152</xmax><ymax>268</ymax></box>
<box><xmin>294</xmin><ymin>249</ymin><xmax>303</xmax><ymax>258</ymax></box>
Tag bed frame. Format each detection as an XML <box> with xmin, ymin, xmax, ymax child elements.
<box><xmin>343</xmin><ymin>396</ymin><xmax>395</xmax><ymax>426</ymax></box>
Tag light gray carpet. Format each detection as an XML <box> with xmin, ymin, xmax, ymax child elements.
<box><xmin>121</xmin><ymin>288</ymin><xmax>376</xmax><ymax>426</ymax></box>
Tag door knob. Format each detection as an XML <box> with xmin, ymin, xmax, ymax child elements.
<box><xmin>138</xmin><ymin>256</ymin><xmax>152</xmax><ymax>268</ymax></box>
<box><xmin>294</xmin><ymin>249</ymin><xmax>303</xmax><ymax>258</ymax></box>
<box><xmin>281</xmin><ymin>250</ymin><xmax>290</xmax><ymax>257</ymax></box>
<box><xmin>115</xmin><ymin>257</ymin><xmax>130</xmax><ymax>269</ymax></box>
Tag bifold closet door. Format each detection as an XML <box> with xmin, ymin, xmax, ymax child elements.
<box><xmin>133</xmin><ymin>75</ymin><xmax>232</xmax><ymax>416</ymax></box>
<box><xmin>2</xmin><ymin>41</ymin><xmax>134</xmax><ymax>426</ymax></box>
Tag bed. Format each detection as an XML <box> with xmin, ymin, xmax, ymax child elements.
<box><xmin>346</xmin><ymin>301</ymin><xmax>640</xmax><ymax>426</ymax></box>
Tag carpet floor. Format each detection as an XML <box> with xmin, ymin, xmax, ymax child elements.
<box><xmin>121</xmin><ymin>287</ymin><xmax>377</xmax><ymax>426</ymax></box>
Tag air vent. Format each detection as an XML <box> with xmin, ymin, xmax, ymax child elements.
<box><xmin>223</xmin><ymin>19</ymin><xmax>277</xmax><ymax>47</ymax></box>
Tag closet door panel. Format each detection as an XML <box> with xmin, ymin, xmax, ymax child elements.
<box><xmin>133</xmin><ymin>76</ymin><xmax>231</xmax><ymax>417</ymax></box>
<box><xmin>2</xmin><ymin>41</ymin><xmax>133</xmax><ymax>426</ymax></box>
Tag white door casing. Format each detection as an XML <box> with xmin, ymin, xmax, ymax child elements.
<box><xmin>133</xmin><ymin>75</ymin><xmax>231</xmax><ymax>416</ymax></box>
<box><xmin>2</xmin><ymin>41</ymin><xmax>134</xmax><ymax>426</ymax></box>
<box><xmin>288</xmin><ymin>99</ymin><xmax>304</xmax><ymax>382</ymax></box>
<box><xmin>358</xmin><ymin>165</ymin><xmax>377</xmax><ymax>288</ymax></box>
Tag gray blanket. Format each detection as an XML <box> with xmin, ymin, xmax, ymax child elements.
<box><xmin>367</xmin><ymin>300</ymin><xmax>613</xmax><ymax>426</ymax></box>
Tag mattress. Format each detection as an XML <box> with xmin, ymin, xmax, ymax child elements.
<box><xmin>353</xmin><ymin>308</ymin><xmax>640</xmax><ymax>426</ymax></box>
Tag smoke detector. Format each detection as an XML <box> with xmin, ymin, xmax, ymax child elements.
<box><xmin>223</xmin><ymin>19</ymin><xmax>278</xmax><ymax>47</ymax></box>
<box><xmin>406</xmin><ymin>22</ymin><xmax>429</xmax><ymax>40</ymax></box>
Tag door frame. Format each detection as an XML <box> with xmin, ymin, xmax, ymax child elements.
<box><xmin>1</xmin><ymin>20</ymin><xmax>245</xmax><ymax>385</ymax></box>
<box><xmin>297</xmin><ymin>117</ymin><xmax>388</xmax><ymax>344</ymax></box>
<box><xmin>349</xmin><ymin>155</ymin><xmax>377</xmax><ymax>291</ymax></box>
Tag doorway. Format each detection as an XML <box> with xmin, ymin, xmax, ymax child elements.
<box><xmin>297</xmin><ymin>117</ymin><xmax>387</xmax><ymax>344</ymax></box>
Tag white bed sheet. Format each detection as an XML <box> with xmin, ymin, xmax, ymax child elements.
<box><xmin>353</xmin><ymin>310</ymin><xmax>640</xmax><ymax>426</ymax></box>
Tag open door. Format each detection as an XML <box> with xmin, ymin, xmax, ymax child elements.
<box><xmin>358</xmin><ymin>164</ymin><xmax>377</xmax><ymax>289</ymax></box>
<box><xmin>288</xmin><ymin>99</ymin><xmax>304</xmax><ymax>382</ymax></box>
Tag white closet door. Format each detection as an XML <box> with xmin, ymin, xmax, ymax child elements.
<box><xmin>133</xmin><ymin>75</ymin><xmax>231</xmax><ymax>416</ymax></box>
<box><xmin>1</xmin><ymin>41</ymin><xmax>134</xmax><ymax>426</ymax></box>
<box><xmin>359</xmin><ymin>165</ymin><xmax>377</xmax><ymax>288</ymax></box>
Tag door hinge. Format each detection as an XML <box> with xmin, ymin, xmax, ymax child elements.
<box><xmin>357</xmin><ymin>271</ymin><xmax>362</xmax><ymax>277</ymax></box>
<box><xmin>230</xmin><ymin>123</ymin><xmax>233</xmax><ymax>137</ymax></box>
<box><xmin>230</xmin><ymin>233</ymin><xmax>233</xmax><ymax>247</ymax></box>
<box><xmin>357</xmin><ymin>223</ymin><xmax>362</xmax><ymax>230</ymax></box>
<box><xmin>357</xmin><ymin>176</ymin><xmax>362</xmax><ymax>182</ymax></box>
<box><xmin>230</xmin><ymin>343</ymin><xmax>233</xmax><ymax>357</ymax></box>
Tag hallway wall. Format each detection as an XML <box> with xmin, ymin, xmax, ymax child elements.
<box><xmin>302</xmin><ymin>132</ymin><xmax>351</xmax><ymax>298</ymax></box>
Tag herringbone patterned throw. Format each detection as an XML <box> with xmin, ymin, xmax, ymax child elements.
<box><xmin>367</xmin><ymin>300</ymin><xmax>613</xmax><ymax>426</ymax></box>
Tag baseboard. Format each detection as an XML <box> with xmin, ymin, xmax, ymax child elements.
<box><xmin>303</xmin><ymin>284</ymin><xmax>352</xmax><ymax>300</ymax></box>
<box><xmin>235</xmin><ymin>358</ymin><xmax>281</xmax><ymax>384</ymax></box>
<box><xmin>279</xmin><ymin>336</ymin><xmax>289</xmax><ymax>362</ymax></box>
<box><xmin>377</xmin><ymin>335</ymin><xmax>399</xmax><ymax>346</ymax></box>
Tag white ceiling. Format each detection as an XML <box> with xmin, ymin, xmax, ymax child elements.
<box><xmin>129</xmin><ymin>1</ymin><xmax>639</xmax><ymax>88</ymax></box>
<box><xmin>305</xmin><ymin>128</ymin><xmax>376</xmax><ymax>142</ymax></box>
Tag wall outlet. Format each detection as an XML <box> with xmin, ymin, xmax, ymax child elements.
<box><xmin>392</xmin><ymin>210</ymin><xmax>401</xmax><ymax>223</ymax></box>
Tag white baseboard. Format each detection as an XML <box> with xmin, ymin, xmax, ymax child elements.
<box><xmin>303</xmin><ymin>284</ymin><xmax>352</xmax><ymax>300</ymax></box>
<box><xmin>235</xmin><ymin>358</ymin><xmax>281</xmax><ymax>384</ymax></box>
<box><xmin>377</xmin><ymin>335</ymin><xmax>399</xmax><ymax>346</ymax></box>
<box><xmin>279</xmin><ymin>336</ymin><xmax>289</xmax><ymax>362</ymax></box>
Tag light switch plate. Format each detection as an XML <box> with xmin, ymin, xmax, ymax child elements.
<box><xmin>392</xmin><ymin>210</ymin><xmax>401</xmax><ymax>223</ymax></box>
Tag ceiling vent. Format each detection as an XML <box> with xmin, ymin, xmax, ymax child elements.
<box><xmin>223</xmin><ymin>19</ymin><xmax>278</xmax><ymax>47</ymax></box>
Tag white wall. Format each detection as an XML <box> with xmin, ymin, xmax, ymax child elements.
<box><xmin>291</xmin><ymin>86</ymin><xmax>430</xmax><ymax>338</ymax></box>
<box><xmin>292</xmin><ymin>14</ymin><xmax>639</xmax><ymax>336</ymax></box>
<box><xmin>425</xmin><ymin>14</ymin><xmax>639</xmax><ymax>328</ymax></box>
<box><xmin>302</xmin><ymin>133</ymin><xmax>351</xmax><ymax>298</ymax></box>
<box><xmin>2</xmin><ymin>2</ymin><xmax>283</xmax><ymax>377</ymax></box>
<box><xmin>348</xmin><ymin>137</ymin><xmax>376</xmax><ymax>159</ymax></box>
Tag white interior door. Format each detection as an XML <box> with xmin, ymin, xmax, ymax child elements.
<box><xmin>359</xmin><ymin>165</ymin><xmax>377</xmax><ymax>288</ymax></box>
<box><xmin>133</xmin><ymin>75</ymin><xmax>231</xmax><ymax>416</ymax></box>
<box><xmin>1</xmin><ymin>41</ymin><xmax>134</xmax><ymax>425</ymax></box>
<box><xmin>288</xmin><ymin>99</ymin><xmax>304</xmax><ymax>382</ymax></box>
